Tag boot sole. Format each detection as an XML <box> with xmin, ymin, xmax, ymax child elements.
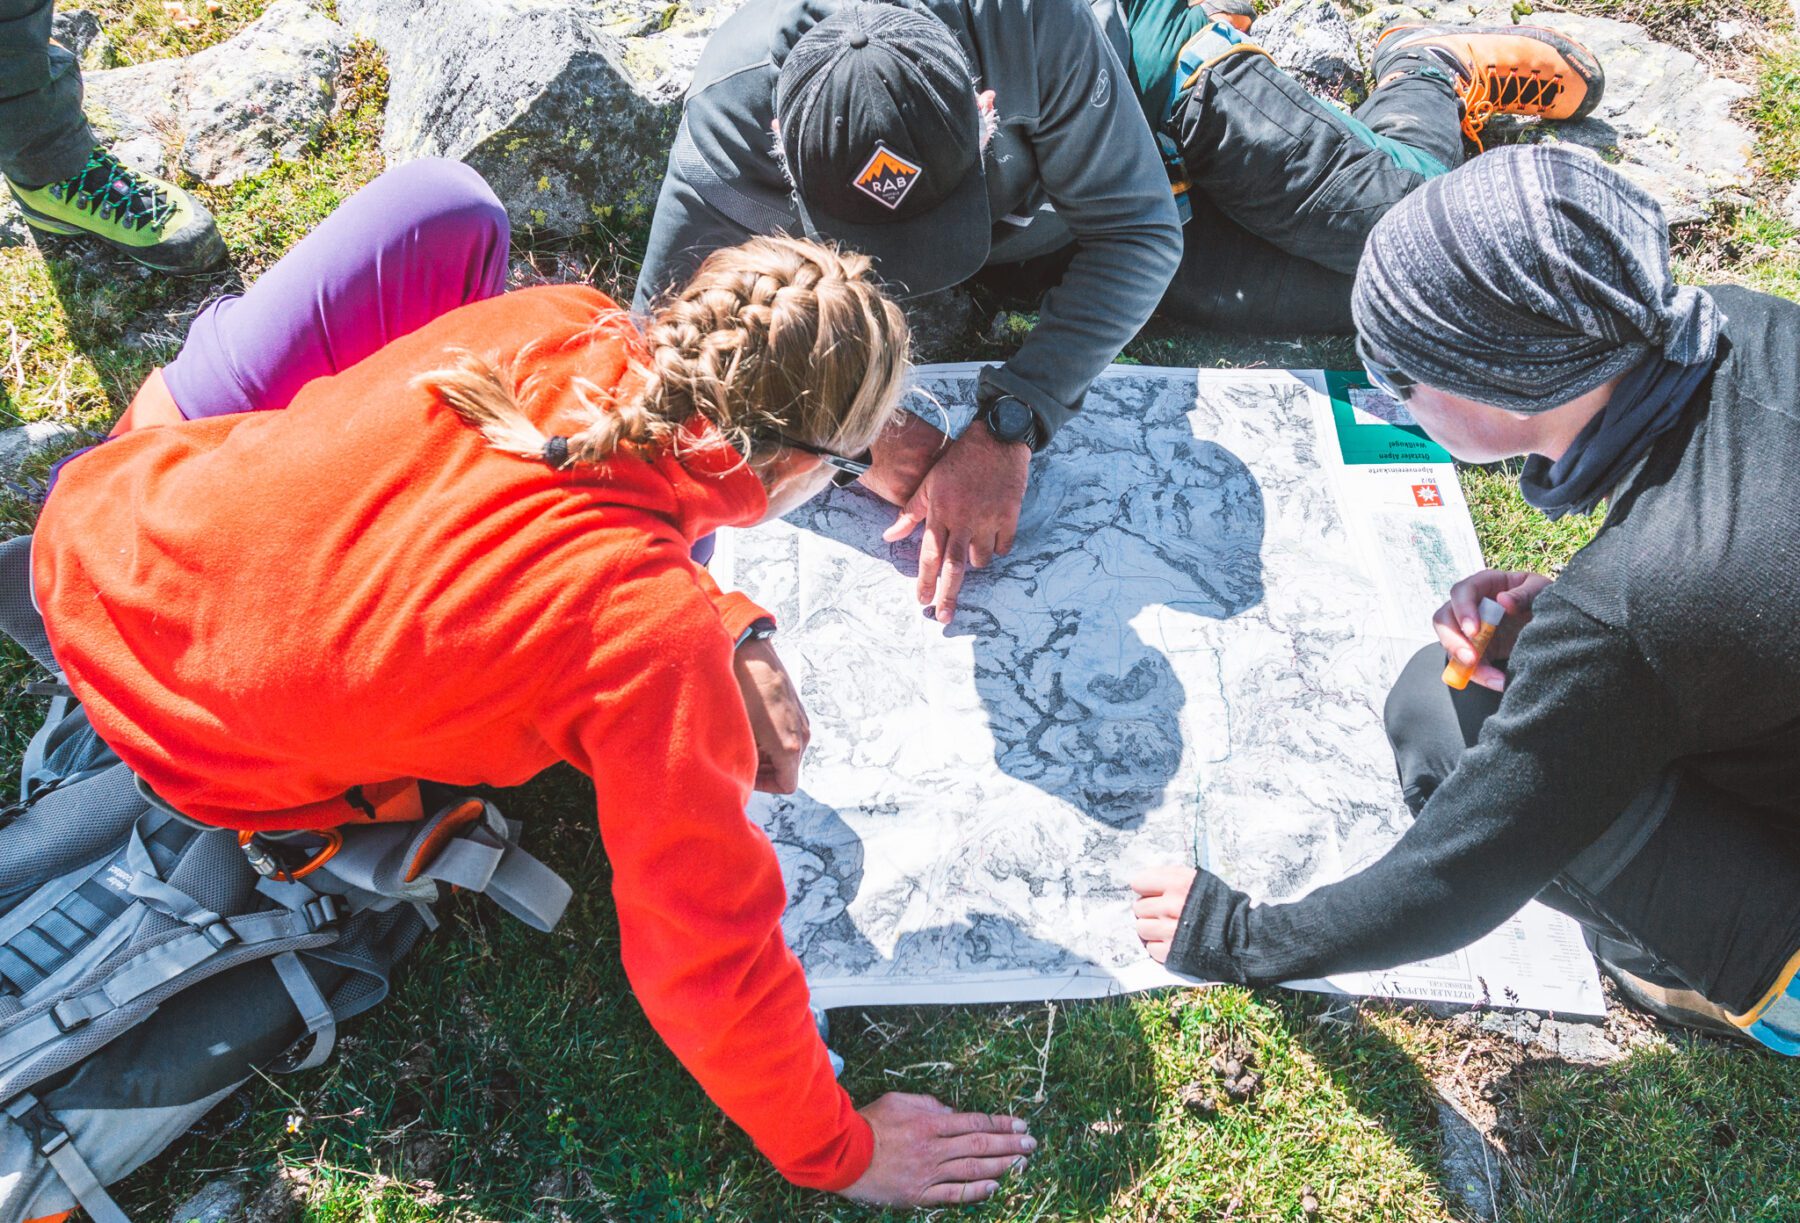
<box><xmin>12</xmin><ymin>193</ymin><xmax>229</xmax><ymax>275</ymax></box>
<box><xmin>1603</xmin><ymin>964</ymin><xmax>1760</xmax><ymax>1046</ymax></box>
<box><xmin>1377</xmin><ymin>23</ymin><xmax>1606</xmax><ymax>123</ymax></box>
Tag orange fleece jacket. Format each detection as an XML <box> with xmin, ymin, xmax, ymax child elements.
<box><xmin>31</xmin><ymin>285</ymin><xmax>873</xmax><ymax>1192</ymax></box>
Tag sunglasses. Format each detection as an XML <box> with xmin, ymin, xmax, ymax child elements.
<box><xmin>1356</xmin><ymin>333</ymin><xmax>1416</xmax><ymax>404</ymax></box>
<box><xmin>763</xmin><ymin>431</ymin><xmax>873</xmax><ymax>488</ymax></box>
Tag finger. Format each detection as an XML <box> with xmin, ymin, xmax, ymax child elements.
<box><xmin>1136</xmin><ymin>917</ymin><xmax>1177</xmax><ymax>944</ymax></box>
<box><xmin>919</xmin><ymin>1180</ymin><xmax>1000</xmax><ymax>1206</ymax></box>
<box><xmin>1132</xmin><ymin>893</ymin><xmax>1181</xmax><ymax>919</ymax></box>
<box><xmin>916</xmin><ymin>524</ymin><xmax>948</xmax><ymax>605</ymax></box>
<box><xmin>1448</xmin><ymin>574</ymin><xmax>1493</xmax><ymax>637</ymax></box>
<box><xmin>934</xmin><ymin>1155</ymin><xmax>1030</xmax><ymax>1184</ymax></box>
<box><xmin>938</xmin><ymin>1130</ymin><xmax>1037</xmax><ymax>1159</ymax></box>
<box><xmin>936</xmin><ymin>1111</ymin><xmax>1030</xmax><ymax>1137</ymax></box>
<box><xmin>768</xmin><ymin>759</ymin><xmax>801</xmax><ymax>794</ymax></box>
<box><xmin>1432</xmin><ymin>616</ymin><xmax>1476</xmax><ymax>666</ymax></box>
<box><xmin>1129</xmin><ymin>864</ymin><xmax>1191</xmax><ymax>895</ymax></box>
<box><xmin>1129</xmin><ymin>869</ymin><xmax>1168</xmax><ymax>896</ymax></box>
<box><xmin>968</xmin><ymin>532</ymin><xmax>995</xmax><ymax>569</ymax></box>
<box><xmin>883</xmin><ymin>508</ymin><xmax>923</xmax><ymax>544</ymax></box>
<box><xmin>933</xmin><ymin>549</ymin><xmax>969</xmax><ymax>624</ymax></box>
<box><xmin>1472</xmin><ymin>663</ymin><xmax>1507</xmax><ymax>693</ymax></box>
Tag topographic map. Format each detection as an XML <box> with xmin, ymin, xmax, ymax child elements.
<box><xmin>714</xmin><ymin>366</ymin><xmax>1604</xmax><ymax>1015</ymax></box>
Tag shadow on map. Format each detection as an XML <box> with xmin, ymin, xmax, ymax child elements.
<box><xmin>802</xmin><ymin>439</ymin><xmax>1267</xmax><ymax>832</ymax></box>
<box><xmin>769</xmin><ymin>789</ymin><xmax>1137</xmax><ymax>988</ymax></box>
<box><xmin>860</xmin><ymin>439</ymin><xmax>1267</xmax><ymax>831</ymax></box>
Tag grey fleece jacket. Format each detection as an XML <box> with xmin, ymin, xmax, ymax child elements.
<box><xmin>630</xmin><ymin>0</ymin><xmax>1182</xmax><ymax>444</ymax></box>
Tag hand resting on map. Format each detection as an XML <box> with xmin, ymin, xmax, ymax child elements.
<box><xmin>1130</xmin><ymin>865</ymin><xmax>1273</xmax><ymax>983</ymax></box>
<box><xmin>1130</xmin><ymin>864</ymin><xmax>1200</xmax><ymax>966</ymax></box>
<box><xmin>1432</xmin><ymin>569</ymin><xmax>1553</xmax><ymax>692</ymax></box>
<box><xmin>733</xmin><ymin>637</ymin><xmax>810</xmax><ymax>793</ymax></box>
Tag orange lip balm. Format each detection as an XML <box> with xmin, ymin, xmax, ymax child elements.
<box><xmin>1442</xmin><ymin>597</ymin><xmax>1506</xmax><ymax>690</ymax></box>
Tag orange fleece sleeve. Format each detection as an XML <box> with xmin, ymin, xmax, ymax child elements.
<box><xmin>691</xmin><ymin>563</ymin><xmax>774</xmax><ymax>644</ymax></box>
<box><xmin>533</xmin><ymin>535</ymin><xmax>871</xmax><ymax>1191</ymax></box>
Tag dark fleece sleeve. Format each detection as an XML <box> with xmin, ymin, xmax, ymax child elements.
<box><xmin>1167</xmin><ymin>593</ymin><xmax>1685</xmax><ymax>984</ymax></box>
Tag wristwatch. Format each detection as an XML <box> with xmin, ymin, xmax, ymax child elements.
<box><xmin>734</xmin><ymin>617</ymin><xmax>777</xmax><ymax>649</ymax></box>
<box><xmin>977</xmin><ymin>393</ymin><xmax>1041</xmax><ymax>450</ymax></box>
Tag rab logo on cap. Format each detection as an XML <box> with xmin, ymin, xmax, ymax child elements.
<box><xmin>851</xmin><ymin>143</ymin><xmax>923</xmax><ymax>211</ymax></box>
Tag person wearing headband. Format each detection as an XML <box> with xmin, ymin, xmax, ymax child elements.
<box><xmin>1131</xmin><ymin>145</ymin><xmax>1800</xmax><ymax>1052</ymax></box>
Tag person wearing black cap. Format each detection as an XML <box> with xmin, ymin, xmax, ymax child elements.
<box><xmin>634</xmin><ymin>0</ymin><xmax>1184</xmax><ymax>625</ymax></box>
<box><xmin>1130</xmin><ymin>145</ymin><xmax>1800</xmax><ymax>1051</ymax></box>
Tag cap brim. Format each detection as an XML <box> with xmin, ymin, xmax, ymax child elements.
<box><xmin>792</xmin><ymin>164</ymin><xmax>990</xmax><ymax>299</ymax></box>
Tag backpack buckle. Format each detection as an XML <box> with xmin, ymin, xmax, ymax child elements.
<box><xmin>49</xmin><ymin>992</ymin><xmax>106</xmax><ymax>1033</ymax></box>
<box><xmin>3</xmin><ymin>1095</ymin><xmax>70</xmax><ymax>1155</ymax></box>
<box><xmin>302</xmin><ymin>895</ymin><xmax>339</xmax><ymax>932</ymax></box>
<box><xmin>200</xmin><ymin>919</ymin><xmax>240</xmax><ymax>949</ymax></box>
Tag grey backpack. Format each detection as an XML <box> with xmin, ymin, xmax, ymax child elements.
<box><xmin>0</xmin><ymin>537</ymin><xmax>572</xmax><ymax>1223</ymax></box>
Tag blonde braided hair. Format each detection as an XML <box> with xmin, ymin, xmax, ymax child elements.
<box><xmin>415</xmin><ymin>236</ymin><xmax>911</xmax><ymax>475</ymax></box>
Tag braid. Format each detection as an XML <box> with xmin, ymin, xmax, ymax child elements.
<box><xmin>421</xmin><ymin>236</ymin><xmax>910</xmax><ymax>474</ymax></box>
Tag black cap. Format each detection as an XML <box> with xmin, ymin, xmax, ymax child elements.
<box><xmin>774</xmin><ymin>2</ymin><xmax>990</xmax><ymax>297</ymax></box>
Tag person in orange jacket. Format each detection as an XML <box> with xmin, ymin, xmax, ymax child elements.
<box><xmin>28</xmin><ymin>160</ymin><xmax>1036</xmax><ymax>1206</ymax></box>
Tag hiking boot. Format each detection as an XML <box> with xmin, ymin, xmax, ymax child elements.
<box><xmin>6</xmin><ymin>145</ymin><xmax>227</xmax><ymax>274</ymax></box>
<box><xmin>1190</xmin><ymin>0</ymin><xmax>1255</xmax><ymax>34</ymax></box>
<box><xmin>1372</xmin><ymin>23</ymin><xmax>1605</xmax><ymax>149</ymax></box>
<box><xmin>1603</xmin><ymin>962</ymin><xmax>1758</xmax><ymax>1046</ymax></box>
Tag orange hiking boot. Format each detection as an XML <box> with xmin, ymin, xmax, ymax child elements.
<box><xmin>1372</xmin><ymin>23</ymin><xmax>1605</xmax><ymax>149</ymax></box>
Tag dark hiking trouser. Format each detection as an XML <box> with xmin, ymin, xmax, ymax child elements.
<box><xmin>0</xmin><ymin>0</ymin><xmax>93</xmax><ymax>187</ymax></box>
<box><xmin>1159</xmin><ymin>45</ymin><xmax>1465</xmax><ymax>333</ymax></box>
<box><xmin>979</xmin><ymin>10</ymin><xmax>1467</xmax><ymax>333</ymax></box>
<box><xmin>1384</xmin><ymin>644</ymin><xmax>1800</xmax><ymax>1020</ymax></box>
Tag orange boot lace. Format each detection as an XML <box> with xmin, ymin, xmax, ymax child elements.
<box><xmin>1458</xmin><ymin>61</ymin><xmax>1566</xmax><ymax>151</ymax></box>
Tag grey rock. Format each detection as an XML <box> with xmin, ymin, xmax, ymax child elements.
<box><xmin>169</xmin><ymin>1176</ymin><xmax>250</xmax><ymax>1223</ymax></box>
<box><xmin>0</xmin><ymin>192</ymin><xmax>28</xmax><ymax>250</ymax></box>
<box><xmin>1435</xmin><ymin>1088</ymin><xmax>1502</xmax><ymax>1221</ymax></box>
<box><xmin>81</xmin><ymin>0</ymin><xmax>347</xmax><ymax>186</ymax></box>
<box><xmin>1352</xmin><ymin>4</ymin><xmax>1752</xmax><ymax>224</ymax></box>
<box><xmin>51</xmin><ymin>8</ymin><xmax>113</xmax><ymax>68</ymax></box>
<box><xmin>0</xmin><ymin>423</ymin><xmax>82</xmax><ymax>473</ymax></box>
<box><xmin>903</xmin><ymin>287</ymin><xmax>978</xmax><ymax>364</ymax></box>
<box><xmin>243</xmin><ymin>1172</ymin><xmax>306</xmax><ymax>1223</ymax></box>
<box><xmin>1782</xmin><ymin>180</ymin><xmax>1800</xmax><ymax>231</ymax></box>
<box><xmin>1252</xmin><ymin>0</ymin><xmax>1361</xmax><ymax>91</ymax></box>
<box><xmin>340</xmin><ymin>0</ymin><xmax>740</xmax><ymax>233</ymax></box>
<box><xmin>1456</xmin><ymin>1007</ymin><xmax>1624</xmax><ymax>1064</ymax></box>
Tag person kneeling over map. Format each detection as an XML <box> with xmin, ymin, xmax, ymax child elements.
<box><xmin>29</xmin><ymin>161</ymin><xmax>1034</xmax><ymax>1205</ymax></box>
<box><xmin>1132</xmin><ymin>144</ymin><xmax>1800</xmax><ymax>1052</ymax></box>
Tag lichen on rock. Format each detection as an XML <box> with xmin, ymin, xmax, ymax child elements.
<box><xmin>80</xmin><ymin>0</ymin><xmax>348</xmax><ymax>186</ymax></box>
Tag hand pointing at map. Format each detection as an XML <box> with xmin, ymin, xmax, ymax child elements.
<box><xmin>881</xmin><ymin>417</ymin><xmax>1031</xmax><ymax>624</ymax></box>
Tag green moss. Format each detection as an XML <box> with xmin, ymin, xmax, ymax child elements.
<box><xmin>1752</xmin><ymin>45</ymin><xmax>1800</xmax><ymax>184</ymax></box>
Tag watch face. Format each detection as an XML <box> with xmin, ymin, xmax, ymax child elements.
<box><xmin>989</xmin><ymin>396</ymin><xmax>1035</xmax><ymax>443</ymax></box>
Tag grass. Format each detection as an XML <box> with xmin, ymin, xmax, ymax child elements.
<box><xmin>4</xmin><ymin>0</ymin><xmax>1800</xmax><ymax>1218</ymax></box>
